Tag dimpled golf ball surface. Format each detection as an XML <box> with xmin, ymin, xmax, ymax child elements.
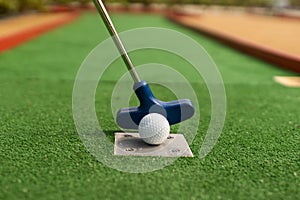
<box><xmin>138</xmin><ymin>113</ymin><xmax>170</xmax><ymax>145</ymax></box>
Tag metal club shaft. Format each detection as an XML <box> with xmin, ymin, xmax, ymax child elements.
<box><xmin>93</xmin><ymin>0</ymin><xmax>141</xmax><ymax>83</ymax></box>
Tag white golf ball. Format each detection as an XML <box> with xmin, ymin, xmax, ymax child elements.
<box><xmin>138</xmin><ymin>113</ymin><xmax>170</xmax><ymax>145</ymax></box>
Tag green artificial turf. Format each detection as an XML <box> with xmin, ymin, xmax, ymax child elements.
<box><xmin>0</xmin><ymin>13</ymin><xmax>299</xmax><ymax>199</ymax></box>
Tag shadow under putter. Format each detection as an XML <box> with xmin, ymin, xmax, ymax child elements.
<box><xmin>93</xmin><ymin>0</ymin><xmax>195</xmax><ymax>129</ymax></box>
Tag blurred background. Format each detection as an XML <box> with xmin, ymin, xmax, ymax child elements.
<box><xmin>0</xmin><ymin>0</ymin><xmax>299</xmax><ymax>15</ymax></box>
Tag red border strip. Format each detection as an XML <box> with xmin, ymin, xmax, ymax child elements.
<box><xmin>167</xmin><ymin>13</ymin><xmax>300</xmax><ymax>74</ymax></box>
<box><xmin>0</xmin><ymin>11</ymin><xmax>80</xmax><ymax>53</ymax></box>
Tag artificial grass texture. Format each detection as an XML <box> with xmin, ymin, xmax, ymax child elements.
<box><xmin>0</xmin><ymin>13</ymin><xmax>299</xmax><ymax>199</ymax></box>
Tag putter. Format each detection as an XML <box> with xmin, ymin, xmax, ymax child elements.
<box><xmin>93</xmin><ymin>0</ymin><xmax>195</xmax><ymax>129</ymax></box>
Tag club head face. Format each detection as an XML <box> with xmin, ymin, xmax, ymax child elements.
<box><xmin>116</xmin><ymin>107</ymin><xmax>142</xmax><ymax>130</ymax></box>
<box><xmin>160</xmin><ymin>99</ymin><xmax>195</xmax><ymax>125</ymax></box>
<box><xmin>116</xmin><ymin>81</ymin><xmax>195</xmax><ymax>130</ymax></box>
<box><xmin>116</xmin><ymin>99</ymin><xmax>195</xmax><ymax>130</ymax></box>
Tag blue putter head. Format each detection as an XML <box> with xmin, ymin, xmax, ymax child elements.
<box><xmin>116</xmin><ymin>81</ymin><xmax>195</xmax><ymax>129</ymax></box>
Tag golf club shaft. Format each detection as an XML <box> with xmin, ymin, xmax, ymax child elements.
<box><xmin>93</xmin><ymin>0</ymin><xmax>141</xmax><ymax>83</ymax></box>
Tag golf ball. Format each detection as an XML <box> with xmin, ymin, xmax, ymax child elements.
<box><xmin>138</xmin><ymin>113</ymin><xmax>170</xmax><ymax>145</ymax></box>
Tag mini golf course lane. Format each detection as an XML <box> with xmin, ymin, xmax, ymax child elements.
<box><xmin>0</xmin><ymin>13</ymin><xmax>299</xmax><ymax>200</ymax></box>
<box><xmin>0</xmin><ymin>12</ymin><xmax>80</xmax><ymax>53</ymax></box>
<box><xmin>168</xmin><ymin>12</ymin><xmax>300</xmax><ymax>73</ymax></box>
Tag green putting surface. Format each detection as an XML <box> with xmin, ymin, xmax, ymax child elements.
<box><xmin>1</xmin><ymin>13</ymin><xmax>299</xmax><ymax>199</ymax></box>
